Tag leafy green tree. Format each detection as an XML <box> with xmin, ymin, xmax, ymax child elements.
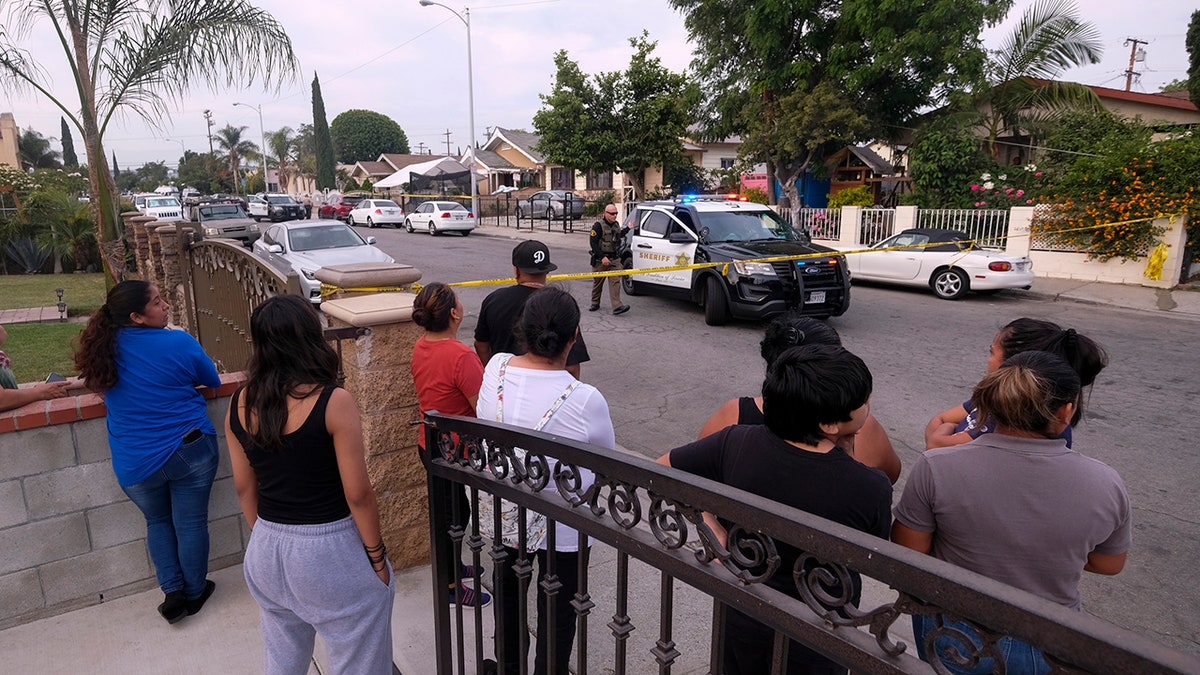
<box><xmin>60</xmin><ymin>117</ymin><xmax>78</xmax><ymax>168</ymax></box>
<box><xmin>909</xmin><ymin>116</ymin><xmax>992</xmax><ymax>208</ymax></box>
<box><xmin>329</xmin><ymin>109</ymin><xmax>410</xmax><ymax>164</ymax></box>
<box><xmin>669</xmin><ymin>0</ymin><xmax>1011</xmax><ymax>220</ymax></box>
<box><xmin>134</xmin><ymin>162</ymin><xmax>170</xmax><ymax>192</ymax></box>
<box><xmin>0</xmin><ymin>1</ymin><xmax>298</xmax><ymax>284</ymax></box>
<box><xmin>1161</xmin><ymin>78</ymin><xmax>1188</xmax><ymax>93</ymax></box>
<box><xmin>312</xmin><ymin>73</ymin><xmax>336</xmax><ymax>190</ymax></box>
<box><xmin>979</xmin><ymin>0</ymin><xmax>1103</xmax><ymax>154</ymax></box>
<box><xmin>1187</xmin><ymin>11</ymin><xmax>1200</xmax><ymax>108</ymax></box>
<box><xmin>18</xmin><ymin>128</ymin><xmax>61</xmax><ymax>170</ymax></box>
<box><xmin>245</xmin><ymin>171</ymin><xmax>265</xmax><ymax>194</ymax></box>
<box><xmin>533</xmin><ymin>33</ymin><xmax>696</xmax><ymax>197</ymax></box>
<box><xmin>215</xmin><ymin>125</ymin><xmax>258</xmax><ymax>195</ymax></box>
<box><xmin>178</xmin><ymin>152</ymin><xmax>231</xmax><ymax>194</ymax></box>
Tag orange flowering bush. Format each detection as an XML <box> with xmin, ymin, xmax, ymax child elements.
<box><xmin>1034</xmin><ymin>131</ymin><xmax>1200</xmax><ymax>262</ymax></box>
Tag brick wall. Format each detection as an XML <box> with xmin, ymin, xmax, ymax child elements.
<box><xmin>0</xmin><ymin>373</ymin><xmax>248</xmax><ymax>630</ymax></box>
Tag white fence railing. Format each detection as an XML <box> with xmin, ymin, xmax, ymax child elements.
<box><xmin>858</xmin><ymin>208</ymin><xmax>896</xmax><ymax>247</ymax></box>
<box><xmin>796</xmin><ymin>208</ymin><xmax>840</xmax><ymax>240</ymax></box>
<box><xmin>918</xmin><ymin>209</ymin><xmax>1009</xmax><ymax>247</ymax></box>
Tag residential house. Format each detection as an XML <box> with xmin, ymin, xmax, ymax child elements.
<box><xmin>825</xmin><ymin>145</ymin><xmax>910</xmax><ymax>205</ymax></box>
<box><xmin>0</xmin><ymin>113</ymin><xmax>20</xmax><ymax>170</ymax></box>
<box><xmin>347</xmin><ymin>160</ymin><xmax>395</xmax><ymax>186</ymax></box>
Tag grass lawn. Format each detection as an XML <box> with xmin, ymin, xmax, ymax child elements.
<box><xmin>4</xmin><ymin>322</ymin><xmax>86</xmax><ymax>381</ymax></box>
<box><xmin>0</xmin><ymin>273</ymin><xmax>107</xmax><ymax>315</ymax></box>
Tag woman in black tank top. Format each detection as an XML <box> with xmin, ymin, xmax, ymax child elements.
<box><xmin>225</xmin><ymin>295</ymin><xmax>395</xmax><ymax>674</ymax></box>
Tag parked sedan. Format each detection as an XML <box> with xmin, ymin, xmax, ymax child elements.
<box><xmin>514</xmin><ymin>190</ymin><xmax>585</xmax><ymax>220</ymax></box>
<box><xmin>348</xmin><ymin>199</ymin><xmax>405</xmax><ymax>228</ymax></box>
<box><xmin>846</xmin><ymin>228</ymin><xmax>1033</xmax><ymax>300</ymax></box>
<box><xmin>252</xmin><ymin>220</ymin><xmax>396</xmax><ymax>303</ymax></box>
<box><xmin>404</xmin><ymin>200</ymin><xmax>475</xmax><ymax>236</ymax></box>
<box><xmin>318</xmin><ymin>193</ymin><xmax>367</xmax><ymax>222</ymax></box>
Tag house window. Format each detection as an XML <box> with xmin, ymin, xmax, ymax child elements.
<box><xmin>719</xmin><ymin>158</ymin><xmax>736</xmax><ymax>169</ymax></box>
<box><xmin>586</xmin><ymin>171</ymin><xmax>612</xmax><ymax>190</ymax></box>
<box><xmin>551</xmin><ymin>167</ymin><xmax>574</xmax><ymax>189</ymax></box>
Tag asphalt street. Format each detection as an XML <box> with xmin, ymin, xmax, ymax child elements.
<box><xmin>367</xmin><ymin>222</ymin><xmax>1200</xmax><ymax>656</ymax></box>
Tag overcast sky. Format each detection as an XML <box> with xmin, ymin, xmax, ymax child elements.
<box><xmin>3</xmin><ymin>0</ymin><xmax>1194</xmax><ymax>172</ymax></box>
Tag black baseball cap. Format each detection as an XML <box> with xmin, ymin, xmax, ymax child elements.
<box><xmin>512</xmin><ymin>240</ymin><xmax>558</xmax><ymax>274</ymax></box>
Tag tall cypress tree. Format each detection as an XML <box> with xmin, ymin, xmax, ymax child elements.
<box><xmin>1187</xmin><ymin>11</ymin><xmax>1200</xmax><ymax>108</ymax></box>
<box><xmin>312</xmin><ymin>72</ymin><xmax>336</xmax><ymax>190</ymax></box>
<box><xmin>60</xmin><ymin>117</ymin><xmax>78</xmax><ymax>168</ymax></box>
<box><xmin>111</xmin><ymin>151</ymin><xmax>119</xmax><ymax>179</ymax></box>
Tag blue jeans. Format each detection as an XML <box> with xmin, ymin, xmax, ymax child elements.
<box><xmin>121</xmin><ymin>433</ymin><xmax>219</xmax><ymax>599</ymax></box>
<box><xmin>913</xmin><ymin>614</ymin><xmax>1050</xmax><ymax>675</ymax></box>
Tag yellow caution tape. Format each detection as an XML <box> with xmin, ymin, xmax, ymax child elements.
<box><xmin>316</xmin><ymin>213</ymin><xmax>1181</xmax><ymax>297</ymax></box>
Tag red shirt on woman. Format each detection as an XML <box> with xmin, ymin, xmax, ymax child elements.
<box><xmin>411</xmin><ymin>336</ymin><xmax>484</xmax><ymax>451</ymax></box>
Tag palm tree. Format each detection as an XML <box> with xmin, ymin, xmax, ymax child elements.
<box><xmin>266</xmin><ymin>126</ymin><xmax>295</xmax><ymax>193</ymax></box>
<box><xmin>17</xmin><ymin>129</ymin><xmax>61</xmax><ymax>170</ymax></box>
<box><xmin>980</xmin><ymin>0</ymin><xmax>1104</xmax><ymax>155</ymax></box>
<box><xmin>0</xmin><ymin>2</ymin><xmax>298</xmax><ymax>284</ymax></box>
<box><xmin>215</xmin><ymin>125</ymin><xmax>258</xmax><ymax>195</ymax></box>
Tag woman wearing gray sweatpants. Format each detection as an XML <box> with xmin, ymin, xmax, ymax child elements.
<box><xmin>226</xmin><ymin>295</ymin><xmax>395</xmax><ymax>674</ymax></box>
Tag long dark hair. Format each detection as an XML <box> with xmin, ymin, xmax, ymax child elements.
<box><xmin>242</xmin><ymin>295</ymin><xmax>339</xmax><ymax>451</ymax></box>
<box><xmin>974</xmin><ymin>351</ymin><xmax>1081</xmax><ymax>437</ymax></box>
<box><xmin>517</xmin><ymin>286</ymin><xmax>579</xmax><ymax>358</ymax></box>
<box><xmin>997</xmin><ymin>318</ymin><xmax>1108</xmax><ymax>387</ymax></box>
<box><xmin>411</xmin><ymin>282</ymin><xmax>457</xmax><ymax>333</ymax></box>
<box><xmin>74</xmin><ymin>280</ymin><xmax>153</xmax><ymax>392</ymax></box>
<box><xmin>760</xmin><ymin>312</ymin><xmax>842</xmax><ymax>366</ymax></box>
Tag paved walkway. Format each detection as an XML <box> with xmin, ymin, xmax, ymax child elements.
<box><xmin>0</xmin><ymin>306</ymin><xmax>75</xmax><ymax>324</ymax></box>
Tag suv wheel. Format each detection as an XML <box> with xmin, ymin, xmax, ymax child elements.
<box><xmin>621</xmin><ymin>258</ymin><xmax>640</xmax><ymax>296</ymax></box>
<box><xmin>703</xmin><ymin>275</ymin><xmax>731</xmax><ymax>326</ymax></box>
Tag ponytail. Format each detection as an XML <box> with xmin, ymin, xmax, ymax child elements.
<box><xmin>74</xmin><ymin>281</ymin><xmax>152</xmax><ymax>392</ymax></box>
<box><xmin>973</xmin><ymin>351</ymin><xmax>1081</xmax><ymax>437</ymax></box>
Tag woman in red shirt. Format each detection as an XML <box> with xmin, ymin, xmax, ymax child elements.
<box><xmin>410</xmin><ymin>282</ymin><xmax>488</xmax><ymax>608</ymax></box>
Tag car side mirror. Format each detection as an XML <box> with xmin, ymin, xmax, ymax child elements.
<box><xmin>669</xmin><ymin>232</ymin><xmax>697</xmax><ymax>245</ymax></box>
<box><xmin>366</xmin><ymin>236</ymin><xmax>377</xmax><ymax>245</ymax></box>
<box><xmin>267</xmin><ymin>244</ymin><xmax>283</xmax><ymax>254</ymax></box>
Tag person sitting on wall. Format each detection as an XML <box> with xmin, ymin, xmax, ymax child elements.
<box><xmin>0</xmin><ymin>324</ymin><xmax>71</xmax><ymax>411</ymax></box>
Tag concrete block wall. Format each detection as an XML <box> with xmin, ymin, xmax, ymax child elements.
<box><xmin>0</xmin><ymin>373</ymin><xmax>247</xmax><ymax>630</ymax></box>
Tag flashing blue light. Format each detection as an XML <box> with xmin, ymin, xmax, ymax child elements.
<box><xmin>681</xmin><ymin>194</ymin><xmax>699</xmax><ymax>202</ymax></box>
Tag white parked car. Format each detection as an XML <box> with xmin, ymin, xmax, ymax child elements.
<box><xmin>348</xmin><ymin>199</ymin><xmax>405</xmax><ymax>228</ymax></box>
<box><xmin>404</xmin><ymin>200</ymin><xmax>475</xmax><ymax>236</ymax></box>
<box><xmin>846</xmin><ymin>228</ymin><xmax>1033</xmax><ymax>300</ymax></box>
<box><xmin>142</xmin><ymin>195</ymin><xmax>183</xmax><ymax>222</ymax></box>
<box><xmin>247</xmin><ymin>194</ymin><xmax>305</xmax><ymax>222</ymax></box>
<box><xmin>252</xmin><ymin>220</ymin><xmax>396</xmax><ymax>303</ymax></box>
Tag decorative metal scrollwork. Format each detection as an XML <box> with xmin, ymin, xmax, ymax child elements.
<box><xmin>791</xmin><ymin>554</ymin><xmax>908</xmax><ymax>657</ymax></box>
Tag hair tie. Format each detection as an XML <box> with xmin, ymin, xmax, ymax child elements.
<box><xmin>786</xmin><ymin>326</ymin><xmax>805</xmax><ymax>346</ymax></box>
<box><xmin>1065</xmin><ymin>327</ymin><xmax>1077</xmax><ymax>347</ymax></box>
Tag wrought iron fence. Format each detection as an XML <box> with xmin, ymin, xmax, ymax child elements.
<box><xmin>858</xmin><ymin>208</ymin><xmax>897</xmax><ymax>247</ymax></box>
<box><xmin>423</xmin><ymin>412</ymin><xmax>1198</xmax><ymax>675</ymax></box>
<box><xmin>918</xmin><ymin>209</ymin><xmax>1010</xmax><ymax>248</ymax></box>
<box><xmin>797</xmin><ymin>208</ymin><xmax>840</xmax><ymax>241</ymax></box>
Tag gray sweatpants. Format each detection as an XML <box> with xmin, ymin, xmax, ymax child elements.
<box><xmin>244</xmin><ymin>516</ymin><xmax>395</xmax><ymax>675</ymax></box>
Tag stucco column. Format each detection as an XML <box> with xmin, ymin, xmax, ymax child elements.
<box><xmin>1007</xmin><ymin>207</ymin><xmax>1035</xmax><ymax>256</ymax></box>
<box><xmin>839</xmin><ymin>206</ymin><xmax>861</xmax><ymax>248</ymax></box>
<box><xmin>318</xmin><ymin>266</ymin><xmax>428</xmax><ymax>570</ymax></box>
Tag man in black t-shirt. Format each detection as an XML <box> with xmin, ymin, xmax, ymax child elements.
<box><xmin>474</xmin><ymin>240</ymin><xmax>590</xmax><ymax>379</ymax></box>
<box><xmin>659</xmin><ymin>344</ymin><xmax>891</xmax><ymax>675</ymax></box>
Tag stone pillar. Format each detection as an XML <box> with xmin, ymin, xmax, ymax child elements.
<box><xmin>125</xmin><ymin>215</ymin><xmax>157</xmax><ymax>281</ymax></box>
<box><xmin>155</xmin><ymin>225</ymin><xmax>188</xmax><ymax>329</ymax></box>
<box><xmin>321</xmin><ymin>291</ymin><xmax>427</xmax><ymax>570</ymax></box>
<box><xmin>144</xmin><ymin>223</ymin><xmax>166</xmax><ymax>294</ymax></box>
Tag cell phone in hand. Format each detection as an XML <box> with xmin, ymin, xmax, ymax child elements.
<box><xmin>45</xmin><ymin>373</ymin><xmax>66</xmax><ymax>383</ymax></box>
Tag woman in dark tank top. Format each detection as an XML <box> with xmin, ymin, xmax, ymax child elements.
<box><xmin>225</xmin><ymin>295</ymin><xmax>395</xmax><ymax>674</ymax></box>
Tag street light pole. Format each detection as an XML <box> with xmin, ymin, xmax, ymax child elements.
<box><xmin>234</xmin><ymin>102</ymin><xmax>269</xmax><ymax>193</ymax></box>
<box><xmin>419</xmin><ymin>0</ymin><xmax>478</xmax><ymax>221</ymax></box>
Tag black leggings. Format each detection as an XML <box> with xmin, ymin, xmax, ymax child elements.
<box><xmin>495</xmin><ymin>546</ymin><xmax>583</xmax><ymax>675</ymax></box>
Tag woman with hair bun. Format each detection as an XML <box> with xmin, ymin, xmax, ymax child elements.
<box><xmin>475</xmin><ymin>285</ymin><xmax>616</xmax><ymax>675</ymax></box>
<box><xmin>698</xmin><ymin>312</ymin><xmax>901</xmax><ymax>484</ymax></box>
<box><xmin>74</xmin><ymin>280</ymin><xmax>222</xmax><ymax>624</ymax></box>
<box><xmin>926</xmin><ymin>317</ymin><xmax>1108</xmax><ymax>449</ymax></box>
<box><xmin>895</xmin><ymin>350</ymin><xmax>1131</xmax><ymax>675</ymax></box>
<box><xmin>409</xmin><ymin>282</ymin><xmax>489</xmax><ymax>608</ymax></box>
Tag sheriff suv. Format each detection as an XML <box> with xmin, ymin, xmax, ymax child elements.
<box><xmin>620</xmin><ymin>196</ymin><xmax>851</xmax><ymax>325</ymax></box>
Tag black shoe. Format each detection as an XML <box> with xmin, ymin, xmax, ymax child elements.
<box><xmin>186</xmin><ymin>580</ymin><xmax>216</xmax><ymax>616</ymax></box>
<box><xmin>589</xmin><ymin>304</ymin><xmax>600</xmax><ymax>311</ymax></box>
<box><xmin>158</xmin><ymin>590</ymin><xmax>187</xmax><ymax>624</ymax></box>
<box><xmin>613</xmin><ymin>304</ymin><xmax>630</xmax><ymax>315</ymax></box>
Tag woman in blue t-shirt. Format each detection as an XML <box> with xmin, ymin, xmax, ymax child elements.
<box><xmin>925</xmin><ymin>317</ymin><xmax>1107</xmax><ymax>449</ymax></box>
<box><xmin>75</xmin><ymin>280</ymin><xmax>222</xmax><ymax>624</ymax></box>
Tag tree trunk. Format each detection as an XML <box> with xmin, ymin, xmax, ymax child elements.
<box><xmin>773</xmin><ymin>160</ymin><xmax>805</xmax><ymax>227</ymax></box>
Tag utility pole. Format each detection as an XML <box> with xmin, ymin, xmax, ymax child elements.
<box><xmin>443</xmin><ymin>129</ymin><xmax>453</xmax><ymax>157</ymax></box>
<box><xmin>416</xmin><ymin>142</ymin><xmax>428</xmax><ymax>155</ymax></box>
<box><xmin>1124</xmin><ymin>38</ymin><xmax>1147</xmax><ymax>91</ymax></box>
<box><xmin>203</xmin><ymin>109</ymin><xmax>215</xmax><ymax>154</ymax></box>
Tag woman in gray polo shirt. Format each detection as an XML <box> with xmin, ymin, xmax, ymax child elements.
<box><xmin>893</xmin><ymin>350</ymin><xmax>1131</xmax><ymax>675</ymax></box>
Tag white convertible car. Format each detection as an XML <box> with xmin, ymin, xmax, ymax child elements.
<box><xmin>846</xmin><ymin>228</ymin><xmax>1033</xmax><ymax>300</ymax></box>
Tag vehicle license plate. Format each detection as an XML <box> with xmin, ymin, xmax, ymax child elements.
<box><xmin>806</xmin><ymin>291</ymin><xmax>826</xmax><ymax>304</ymax></box>
<box><xmin>454</xmin><ymin>214</ymin><xmax>464</xmax><ymax>220</ymax></box>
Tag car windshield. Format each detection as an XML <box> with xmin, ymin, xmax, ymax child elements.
<box><xmin>699</xmin><ymin>210</ymin><xmax>798</xmax><ymax>242</ymax></box>
<box><xmin>199</xmin><ymin>205</ymin><xmax>245</xmax><ymax>220</ymax></box>
<box><xmin>147</xmin><ymin>198</ymin><xmax>179</xmax><ymax>208</ymax></box>
<box><xmin>287</xmin><ymin>224</ymin><xmax>365</xmax><ymax>252</ymax></box>
<box><xmin>374</xmin><ymin>200</ymin><xmax>399</xmax><ymax>208</ymax></box>
<box><xmin>266</xmin><ymin>195</ymin><xmax>297</xmax><ymax>205</ymax></box>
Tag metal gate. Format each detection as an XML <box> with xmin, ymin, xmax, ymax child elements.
<box><xmin>179</xmin><ymin>231</ymin><xmax>302</xmax><ymax>373</ymax></box>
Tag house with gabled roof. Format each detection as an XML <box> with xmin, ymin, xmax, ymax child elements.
<box><xmin>377</xmin><ymin>153</ymin><xmax>438</xmax><ymax>173</ymax></box>
<box><xmin>348</xmin><ymin>160</ymin><xmax>394</xmax><ymax>185</ymax></box>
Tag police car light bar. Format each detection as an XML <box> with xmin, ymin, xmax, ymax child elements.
<box><xmin>674</xmin><ymin>193</ymin><xmax>749</xmax><ymax>203</ymax></box>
